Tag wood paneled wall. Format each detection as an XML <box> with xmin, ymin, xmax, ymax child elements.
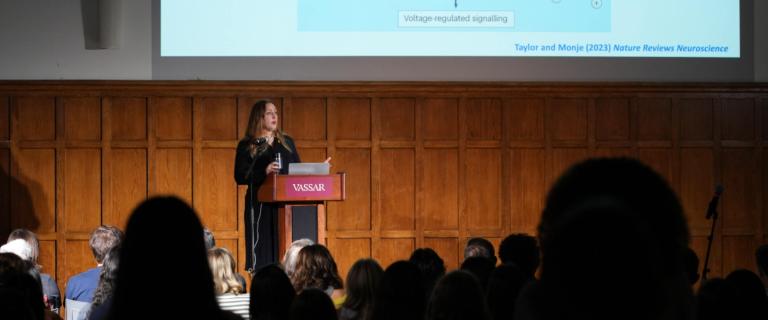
<box><xmin>0</xmin><ymin>81</ymin><xmax>766</xmax><ymax>291</ymax></box>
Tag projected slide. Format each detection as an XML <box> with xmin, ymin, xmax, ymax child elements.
<box><xmin>161</xmin><ymin>0</ymin><xmax>740</xmax><ymax>58</ymax></box>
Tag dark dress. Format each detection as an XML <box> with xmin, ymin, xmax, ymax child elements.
<box><xmin>234</xmin><ymin>135</ymin><xmax>301</xmax><ymax>272</ymax></box>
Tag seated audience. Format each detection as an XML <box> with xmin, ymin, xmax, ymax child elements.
<box><xmin>87</xmin><ymin>245</ymin><xmax>120</xmax><ymax>320</ymax></box>
<box><xmin>104</xmin><ymin>196</ymin><xmax>239</xmax><ymax>320</ymax></box>
<box><xmin>249</xmin><ymin>264</ymin><xmax>295</xmax><ymax>320</ymax></box>
<box><xmin>409</xmin><ymin>248</ymin><xmax>445</xmax><ymax>300</ymax></box>
<box><xmin>339</xmin><ymin>259</ymin><xmax>383</xmax><ymax>320</ymax></box>
<box><xmin>516</xmin><ymin>158</ymin><xmax>693</xmax><ymax>320</ymax></box>
<box><xmin>372</xmin><ymin>260</ymin><xmax>425</xmax><ymax>320</ymax></box>
<box><xmin>282</xmin><ymin>239</ymin><xmax>314</xmax><ymax>278</ymax></box>
<box><xmin>0</xmin><ymin>252</ymin><xmax>61</xmax><ymax>320</ymax></box>
<box><xmin>725</xmin><ymin>269</ymin><xmax>768</xmax><ymax>320</ymax></box>
<box><xmin>683</xmin><ymin>247</ymin><xmax>700</xmax><ymax>286</ymax></box>
<box><xmin>290</xmin><ymin>244</ymin><xmax>345</xmax><ymax>309</ymax></box>
<box><xmin>8</xmin><ymin>228</ymin><xmax>62</xmax><ymax>311</ymax></box>
<box><xmin>464</xmin><ymin>238</ymin><xmax>497</xmax><ymax>265</ymax></box>
<box><xmin>425</xmin><ymin>270</ymin><xmax>491</xmax><ymax>320</ymax></box>
<box><xmin>696</xmin><ymin>278</ymin><xmax>737</xmax><ymax>320</ymax></box>
<box><xmin>486</xmin><ymin>264</ymin><xmax>528</xmax><ymax>320</ymax></box>
<box><xmin>66</xmin><ymin>226</ymin><xmax>122</xmax><ymax>302</ymax></box>
<box><xmin>498</xmin><ymin>233</ymin><xmax>540</xmax><ymax>280</ymax></box>
<box><xmin>460</xmin><ymin>256</ymin><xmax>495</xmax><ymax>291</ymax></box>
<box><xmin>209</xmin><ymin>247</ymin><xmax>251</xmax><ymax>319</ymax></box>
<box><xmin>204</xmin><ymin>228</ymin><xmax>247</xmax><ymax>290</ymax></box>
<box><xmin>289</xmin><ymin>288</ymin><xmax>337</xmax><ymax>320</ymax></box>
<box><xmin>756</xmin><ymin>244</ymin><xmax>768</xmax><ymax>296</ymax></box>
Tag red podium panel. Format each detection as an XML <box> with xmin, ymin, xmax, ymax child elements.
<box><xmin>257</xmin><ymin>173</ymin><xmax>346</xmax><ymax>257</ymax></box>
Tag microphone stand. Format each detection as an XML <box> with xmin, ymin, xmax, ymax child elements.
<box><xmin>701</xmin><ymin>194</ymin><xmax>720</xmax><ymax>282</ymax></box>
<box><xmin>244</xmin><ymin>143</ymin><xmax>266</xmax><ymax>273</ymax></box>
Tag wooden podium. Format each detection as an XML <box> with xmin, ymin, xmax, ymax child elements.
<box><xmin>257</xmin><ymin>173</ymin><xmax>346</xmax><ymax>257</ymax></box>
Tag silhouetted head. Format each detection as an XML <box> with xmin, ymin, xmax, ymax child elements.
<box><xmin>682</xmin><ymin>247</ymin><xmax>700</xmax><ymax>286</ymax></box>
<box><xmin>409</xmin><ymin>248</ymin><xmax>445</xmax><ymax>299</ymax></box>
<box><xmin>756</xmin><ymin>244</ymin><xmax>768</xmax><ymax>278</ymax></box>
<box><xmin>460</xmin><ymin>256</ymin><xmax>495</xmax><ymax>291</ymax></box>
<box><xmin>291</xmin><ymin>244</ymin><xmax>342</xmax><ymax>292</ymax></box>
<box><xmin>464</xmin><ymin>238</ymin><xmax>497</xmax><ymax>265</ymax></box>
<box><xmin>725</xmin><ymin>269</ymin><xmax>768</xmax><ymax>320</ymax></box>
<box><xmin>373</xmin><ymin>260</ymin><xmax>426</xmax><ymax>320</ymax></box>
<box><xmin>697</xmin><ymin>278</ymin><xmax>738</xmax><ymax>320</ymax></box>
<box><xmin>425</xmin><ymin>270</ymin><xmax>491</xmax><ymax>320</ymax></box>
<box><xmin>250</xmin><ymin>264</ymin><xmax>296</xmax><ymax>320</ymax></box>
<box><xmin>342</xmin><ymin>258</ymin><xmax>383</xmax><ymax>320</ymax></box>
<box><xmin>537</xmin><ymin>157</ymin><xmax>692</xmax><ymax>320</ymax></box>
<box><xmin>486</xmin><ymin>264</ymin><xmax>529</xmax><ymax>320</ymax></box>
<box><xmin>107</xmin><ymin>196</ymin><xmax>221</xmax><ymax>320</ymax></box>
<box><xmin>289</xmin><ymin>288</ymin><xmax>337</xmax><ymax>320</ymax></box>
<box><xmin>498</xmin><ymin>233</ymin><xmax>540</xmax><ymax>279</ymax></box>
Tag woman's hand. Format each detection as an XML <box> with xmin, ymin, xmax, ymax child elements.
<box><xmin>324</xmin><ymin>157</ymin><xmax>332</xmax><ymax>167</ymax></box>
<box><xmin>265</xmin><ymin>161</ymin><xmax>280</xmax><ymax>175</ymax></box>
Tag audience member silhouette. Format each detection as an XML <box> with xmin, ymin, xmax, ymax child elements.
<box><xmin>756</xmin><ymin>244</ymin><xmax>768</xmax><ymax>295</ymax></box>
<box><xmin>282</xmin><ymin>239</ymin><xmax>314</xmax><ymax>279</ymax></box>
<box><xmin>66</xmin><ymin>225</ymin><xmax>122</xmax><ymax>302</ymax></box>
<box><xmin>290</xmin><ymin>244</ymin><xmax>345</xmax><ymax>308</ymax></box>
<box><xmin>409</xmin><ymin>248</ymin><xmax>445</xmax><ymax>301</ymax></box>
<box><xmin>339</xmin><ymin>259</ymin><xmax>384</xmax><ymax>320</ymax></box>
<box><xmin>682</xmin><ymin>247</ymin><xmax>700</xmax><ymax>286</ymax></box>
<box><xmin>498</xmin><ymin>234</ymin><xmax>540</xmax><ymax>280</ymax></box>
<box><xmin>289</xmin><ymin>288</ymin><xmax>337</xmax><ymax>320</ymax></box>
<box><xmin>425</xmin><ymin>270</ymin><xmax>491</xmax><ymax>320</ymax></box>
<box><xmin>460</xmin><ymin>256</ymin><xmax>495</xmax><ymax>291</ymax></box>
<box><xmin>209</xmin><ymin>247</ymin><xmax>250</xmax><ymax>319</ymax></box>
<box><xmin>249</xmin><ymin>264</ymin><xmax>296</xmax><ymax>320</ymax></box>
<box><xmin>104</xmin><ymin>196</ymin><xmax>239</xmax><ymax>320</ymax></box>
<box><xmin>486</xmin><ymin>264</ymin><xmax>528</xmax><ymax>320</ymax></box>
<box><xmin>517</xmin><ymin>158</ymin><xmax>693</xmax><ymax>320</ymax></box>
<box><xmin>696</xmin><ymin>278</ymin><xmax>737</xmax><ymax>320</ymax></box>
<box><xmin>88</xmin><ymin>245</ymin><xmax>120</xmax><ymax>320</ymax></box>
<box><xmin>464</xmin><ymin>238</ymin><xmax>497</xmax><ymax>265</ymax></box>
<box><xmin>725</xmin><ymin>269</ymin><xmax>768</xmax><ymax>320</ymax></box>
<box><xmin>8</xmin><ymin>228</ymin><xmax>61</xmax><ymax>310</ymax></box>
<box><xmin>371</xmin><ymin>260</ymin><xmax>426</xmax><ymax>320</ymax></box>
<box><xmin>0</xmin><ymin>252</ymin><xmax>47</xmax><ymax>320</ymax></box>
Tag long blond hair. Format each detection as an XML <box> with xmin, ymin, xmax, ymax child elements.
<box><xmin>207</xmin><ymin>247</ymin><xmax>244</xmax><ymax>294</ymax></box>
<box><xmin>244</xmin><ymin>99</ymin><xmax>293</xmax><ymax>155</ymax></box>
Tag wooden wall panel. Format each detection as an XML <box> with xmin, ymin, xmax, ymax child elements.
<box><xmin>722</xmin><ymin>236</ymin><xmax>759</xmax><ymax>273</ymax></box>
<box><xmin>64</xmin><ymin>149</ymin><xmax>101</xmax><ymax>233</ymax></box>
<box><xmin>380</xmin><ymin>149</ymin><xmax>415</xmax><ymax>231</ymax></box>
<box><xmin>721</xmin><ymin>99</ymin><xmax>755</xmax><ymax>141</ymax></box>
<box><xmin>510</xmin><ymin>149</ymin><xmax>546</xmax><ymax>233</ymax></box>
<box><xmin>721</xmin><ymin>149</ymin><xmax>759</xmax><ymax>233</ymax></box>
<box><xmin>333</xmin><ymin>98</ymin><xmax>371</xmax><ymax>140</ymax></box>
<box><xmin>13</xmin><ymin>149</ymin><xmax>55</xmax><ymax>232</ymax></box>
<box><xmin>507</xmin><ymin>99</ymin><xmax>544</xmax><ymax>141</ymax></box>
<box><xmin>15</xmin><ymin>97</ymin><xmax>55</xmax><ymax>141</ymax></box>
<box><xmin>680</xmin><ymin>149</ymin><xmax>714</xmax><ymax>233</ymax></box>
<box><xmin>466</xmin><ymin>148</ymin><xmax>502</xmax><ymax>230</ymax></box>
<box><xmin>154</xmin><ymin>97</ymin><xmax>192</xmax><ymax>141</ymax></box>
<box><xmin>595</xmin><ymin>98</ymin><xmax>630</xmax><ymax>141</ymax></box>
<box><xmin>550</xmin><ymin>99</ymin><xmax>588</xmax><ymax>141</ymax></box>
<box><xmin>377</xmin><ymin>238</ymin><xmax>414</xmax><ymax>269</ymax></box>
<box><xmin>636</xmin><ymin>98</ymin><xmax>672</xmax><ymax>141</ymax></box>
<box><xmin>199</xmin><ymin>149</ymin><xmax>237</xmax><ymax>231</ymax></box>
<box><xmin>422</xmin><ymin>149</ymin><xmax>458</xmax><ymax>229</ymax></box>
<box><xmin>154</xmin><ymin>148</ymin><xmax>192</xmax><ymax>203</ymax></box>
<box><xmin>422</xmin><ymin>98</ymin><xmax>458</xmax><ymax>140</ymax></box>
<box><xmin>466</xmin><ymin>98</ymin><xmax>502</xmax><ymax>140</ymax></box>
<box><xmin>110</xmin><ymin>97</ymin><xmax>147</xmax><ymax>141</ymax></box>
<box><xmin>109</xmin><ymin>149</ymin><xmax>146</xmax><ymax>229</ymax></box>
<box><xmin>379</xmin><ymin>98</ymin><xmax>415</xmax><ymax>140</ymax></box>
<box><xmin>328</xmin><ymin>148</ymin><xmax>371</xmax><ymax>231</ymax></box>
<box><xmin>424</xmin><ymin>237</ymin><xmax>459</xmax><ymax>271</ymax></box>
<box><xmin>679</xmin><ymin>99</ymin><xmax>714</xmax><ymax>141</ymax></box>
<box><xmin>2</xmin><ymin>82</ymin><xmax>766</xmax><ymax>285</ymax></box>
<box><xmin>200</xmin><ymin>97</ymin><xmax>237</xmax><ymax>141</ymax></box>
<box><xmin>330</xmin><ymin>238</ymin><xmax>371</xmax><ymax>281</ymax></box>
<box><xmin>0</xmin><ymin>96</ymin><xmax>8</xmax><ymax>140</ymax></box>
<box><xmin>63</xmin><ymin>97</ymin><xmax>101</xmax><ymax>140</ymax></box>
<box><xmin>39</xmin><ymin>240</ymin><xmax>56</xmax><ymax>282</ymax></box>
<box><xmin>285</xmin><ymin>98</ymin><xmax>326</xmax><ymax>140</ymax></box>
<box><xmin>0</xmin><ymin>148</ymin><xmax>8</xmax><ymax>238</ymax></box>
